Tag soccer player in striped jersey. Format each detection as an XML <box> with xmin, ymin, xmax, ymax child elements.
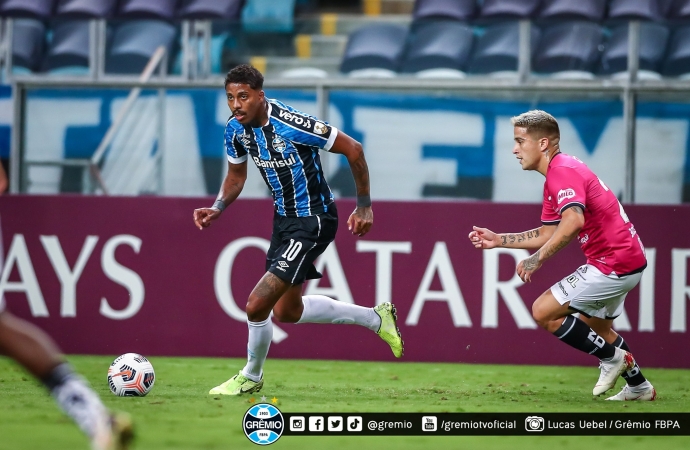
<box><xmin>469</xmin><ymin>110</ymin><xmax>655</xmax><ymax>401</ymax></box>
<box><xmin>193</xmin><ymin>65</ymin><xmax>403</xmax><ymax>396</ymax></box>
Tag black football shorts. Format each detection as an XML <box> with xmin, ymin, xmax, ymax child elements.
<box><xmin>266</xmin><ymin>203</ymin><xmax>338</xmax><ymax>285</ymax></box>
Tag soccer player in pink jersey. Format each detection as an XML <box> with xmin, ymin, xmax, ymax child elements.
<box><xmin>468</xmin><ymin>110</ymin><xmax>655</xmax><ymax>401</ymax></box>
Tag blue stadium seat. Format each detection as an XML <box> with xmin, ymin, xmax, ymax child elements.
<box><xmin>533</xmin><ymin>22</ymin><xmax>604</xmax><ymax>75</ymax></box>
<box><xmin>538</xmin><ymin>0</ymin><xmax>607</xmax><ymax>21</ymax></box>
<box><xmin>668</xmin><ymin>0</ymin><xmax>690</xmax><ymax>20</ymax></box>
<box><xmin>479</xmin><ymin>0</ymin><xmax>541</xmax><ymax>19</ymax></box>
<box><xmin>242</xmin><ymin>0</ymin><xmax>296</xmax><ymax>33</ymax></box>
<box><xmin>177</xmin><ymin>0</ymin><xmax>244</xmax><ymax>20</ymax></box>
<box><xmin>42</xmin><ymin>20</ymin><xmax>90</xmax><ymax>71</ymax></box>
<box><xmin>468</xmin><ymin>22</ymin><xmax>540</xmax><ymax>75</ymax></box>
<box><xmin>105</xmin><ymin>20</ymin><xmax>177</xmax><ymax>74</ymax></box>
<box><xmin>402</xmin><ymin>21</ymin><xmax>474</xmax><ymax>73</ymax></box>
<box><xmin>412</xmin><ymin>0</ymin><xmax>476</xmax><ymax>22</ymax></box>
<box><xmin>0</xmin><ymin>0</ymin><xmax>57</xmax><ymax>19</ymax></box>
<box><xmin>11</xmin><ymin>19</ymin><xmax>45</xmax><ymax>71</ymax></box>
<box><xmin>117</xmin><ymin>0</ymin><xmax>178</xmax><ymax>20</ymax></box>
<box><xmin>340</xmin><ymin>24</ymin><xmax>408</xmax><ymax>73</ymax></box>
<box><xmin>607</xmin><ymin>0</ymin><xmax>671</xmax><ymax>21</ymax></box>
<box><xmin>55</xmin><ymin>0</ymin><xmax>118</xmax><ymax>18</ymax></box>
<box><xmin>599</xmin><ymin>22</ymin><xmax>669</xmax><ymax>76</ymax></box>
<box><xmin>662</xmin><ymin>26</ymin><xmax>690</xmax><ymax>77</ymax></box>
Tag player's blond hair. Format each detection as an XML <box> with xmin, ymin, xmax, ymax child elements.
<box><xmin>511</xmin><ymin>110</ymin><xmax>560</xmax><ymax>142</ymax></box>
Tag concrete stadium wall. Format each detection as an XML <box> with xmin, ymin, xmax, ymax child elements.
<box><xmin>1</xmin><ymin>196</ymin><xmax>689</xmax><ymax>368</ymax></box>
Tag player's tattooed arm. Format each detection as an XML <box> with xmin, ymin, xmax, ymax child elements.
<box><xmin>522</xmin><ymin>250</ymin><xmax>541</xmax><ymax>271</ymax></box>
<box><xmin>329</xmin><ymin>131</ymin><xmax>373</xmax><ymax>236</ymax></box>
<box><xmin>500</xmin><ymin>228</ymin><xmax>542</xmax><ymax>246</ymax></box>
<box><xmin>517</xmin><ymin>207</ymin><xmax>583</xmax><ymax>282</ymax></box>
<box><xmin>494</xmin><ymin>225</ymin><xmax>556</xmax><ymax>250</ymax></box>
<box><xmin>537</xmin><ymin>206</ymin><xmax>584</xmax><ymax>262</ymax></box>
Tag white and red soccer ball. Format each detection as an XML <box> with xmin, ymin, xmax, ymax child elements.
<box><xmin>107</xmin><ymin>353</ymin><xmax>155</xmax><ymax>397</ymax></box>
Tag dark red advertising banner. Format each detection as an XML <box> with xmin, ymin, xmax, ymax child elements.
<box><xmin>1</xmin><ymin>196</ymin><xmax>688</xmax><ymax>367</ymax></box>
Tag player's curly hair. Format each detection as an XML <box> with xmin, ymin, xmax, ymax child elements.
<box><xmin>225</xmin><ymin>64</ymin><xmax>264</xmax><ymax>90</ymax></box>
<box><xmin>511</xmin><ymin>110</ymin><xmax>560</xmax><ymax>139</ymax></box>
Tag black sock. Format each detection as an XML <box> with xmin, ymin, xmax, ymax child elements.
<box><xmin>553</xmin><ymin>315</ymin><xmax>616</xmax><ymax>359</ymax></box>
<box><xmin>612</xmin><ymin>335</ymin><xmax>647</xmax><ymax>387</ymax></box>
<box><xmin>40</xmin><ymin>362</ymin><xmax>74</xmax><ymax>392</ymax></box>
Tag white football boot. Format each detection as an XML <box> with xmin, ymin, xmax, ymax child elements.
<box><xmin>606</xmin><ymin>381</ymin><xmax>657</xmax><ymax>401</ymax></box>
<box><xmin>593</xmin><ymin>347</ymin><xmax>635</xmax><ymax>396</ymax></box>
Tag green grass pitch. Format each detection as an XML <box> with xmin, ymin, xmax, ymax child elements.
<box><xmin>1</xmin><ymin>356</ymin><xmax>689</xmax><ymax>449</ymax></box>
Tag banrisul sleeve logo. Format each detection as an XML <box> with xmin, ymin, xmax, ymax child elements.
<box><xmin>243</xmin><ymin>404</ymin><xmax>284</xmax><ymax>445</ymax></box>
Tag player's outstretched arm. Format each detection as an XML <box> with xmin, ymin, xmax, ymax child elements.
<box><xmin>469</xmin><ymin>225</ymin><xmax>554</xmax><ymax>250</ymax></box>
<box><xmin>193</xmin><ymin>160</ymin><xmax>247</xmax><ymax>230</ymax></box>
<box><xmin>517</xmin><ymin>206</ymin><xmax>584</xmax><ymax>282</ymax></box>
<box><xmin>329</xmin><ymin>132</ymin><xmax>373</xmax><ymax>237</ymax></box>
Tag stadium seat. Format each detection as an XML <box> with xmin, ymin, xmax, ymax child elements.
<box><xmin>538</xmin><ymin>0</ymin><xmax>607</xmax><ymax>21</ymax></box>
<box><xmin>412</xmin><ymin>0</ymin><xmax>476</xmax><ymax>22</ymax></box>
<box><xmin>281</xmin><ymin>67</ymin><xmax>328</xmax><ymax>78</ymax></box>
<box><xmin>42</xmin><ymin>20</ymin><xmax>90</xmax><ymax>71</ymax></box>
<box><xmin>467</xmin><ymin>22</ymin><xmax>540</xmax><ymax>75</ymax></box>
<box><xmin>117</xmin><ymin>0</ymin><xmax>177</xmax><ymax>20</ymax></box>
<box><xmin>0</xmin><ymin>0</ymin><xmax>57</xmax><ymax>19</ymax></box>
<box><xmin>11</xmin><ymin>18</ymin><xmax>45</xmax><ymax>71</ymax></box>
<box><xmin>607</xmin><ymin>0</ymin><xmax>670</xmax><ymax>21</ymax></box>
<box><xmin>347</xmin><ymin>68</ymin><xmax>397</xmax><ymax>78</ymax></box>
<box><xmin>415</xmin><ymin>68</ymin><xmax>466</xmax><ymax>78</ymax></box>
<box><xmin>599</xmin><ymin>22</ymin><xmax>669</xmax><ymax>76</ymax></box>
<box><xmin>479</xmin><ymin>0</ymin><xmax>541</xmax><ymax>19</ymax></box>
<box><xmin>662</xmin><ymin>26</ymin><xmax>690</xmax><ymax>77</ymax></box>
<box><xmin>55</xmin><ymin>0</ymin><xmax>118</xmax><ymax>18</ymax></box>
<box><xmin>668</xmin><ymin>0</ymin><xmax>690</xmax><ymax>20</ymax></box>
<box><xmin>533</xmin><ymin>21</ymin><xmax>604</xmax><ymax>76</ymax></box>
<box><xmin>177</xmin><ymin>0</ymin><xmax>244</xmax><ymax>20</ymax></box>
<box><xmin>340</xmin><ymin>24</ymin><xmax>408</xmax><ymax>73</ymax></box>
<box><xmin>401</xmin><ymin>20</ymin><xmax>474</xmax><ymax>73</ymax></box>
<box><xmin>105</xmin><ymin>20</ymin><xmax>177</xmax><ymax>74</ymax></box>
<box><xmin>242</xmin><ymin>0</ymin><xmax>296</xmax><ymax>33</ymax></box>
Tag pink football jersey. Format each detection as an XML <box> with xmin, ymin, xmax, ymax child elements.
<box><xmin>541</xmin><ymin>153</ymin><xmax>646</xmax><ymax>276</ymax></box>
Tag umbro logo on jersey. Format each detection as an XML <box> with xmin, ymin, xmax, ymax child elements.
<box><xmin>278</xmin><ymin>109</ymin><xmax>312</xmax><ymax>128</ymax></box>
<box><xmin>252</xmin><ymin>154</ymin><xmax>296</xmax><ymax>168</ymax></box>
<box><xmin>557</xmin><ymin>188</ymin><xmax>576</xmax><ymax>204</ymax></box>
<box><xmin>276</xmin><ymin>261</ymin><xmax>290</xmax><ymax>272</ymax></box>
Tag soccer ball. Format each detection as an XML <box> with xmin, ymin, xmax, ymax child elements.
<box><xmin>107</xmin><ymin>353</ymin><xmax>155</xmax><ymax>397</ymax></box>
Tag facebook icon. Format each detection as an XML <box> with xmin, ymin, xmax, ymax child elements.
<box><xmin>309</xmin><ymin>416</ymin><xmax>324</xmax><ymax>432</ymax></box>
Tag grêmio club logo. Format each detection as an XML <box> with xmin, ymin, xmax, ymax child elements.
<box><xmin>243</xmin><ymin>404</ymin><xmax>284</xmax><ymax>445</ymax></box>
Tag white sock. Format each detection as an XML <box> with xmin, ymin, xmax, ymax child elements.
<box><xmin>296</xmin><ymin>295</ymin><xmax>381</xmax><ymax>332</ymax></box>
<box><xmin>241</xmin><ymin>317</ymin><xmax>272</xmax><ymax>382</ymax></box>
<box><xmin>52</xmin><ymin>375</ymin><xmax>109</xmax><ymax>439</ymax></box>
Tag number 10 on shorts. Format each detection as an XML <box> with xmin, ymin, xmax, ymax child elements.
<box><xmin>282</xmin><ymin>239</ymin><xmax>303</xmax><ymax>261</ymax></box>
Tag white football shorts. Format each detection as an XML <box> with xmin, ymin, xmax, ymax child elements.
<box><xmin>550</xmin><ymin>264</ymin><xmax>642</xmax><ymax>320</ymax></box>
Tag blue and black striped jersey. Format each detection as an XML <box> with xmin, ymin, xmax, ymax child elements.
<box><xmin>225</xmin><ymin>99</ymin><xmax>337</xmax><ymax>218</ymax></box>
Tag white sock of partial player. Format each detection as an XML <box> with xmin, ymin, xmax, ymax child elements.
<box><xmin>241</xmin><ymin>317</ymin><xmax>272</xmax><ymax>382</ymax></box>
<box><xmin>46</xmin><ymin>364</ymin><xmax>109</xmax><ymax>439</ymax></box>
<box><xmin>297</xmin><ymin>295</ymin><xmax>381</xmax><ymax>331</ymax></box>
